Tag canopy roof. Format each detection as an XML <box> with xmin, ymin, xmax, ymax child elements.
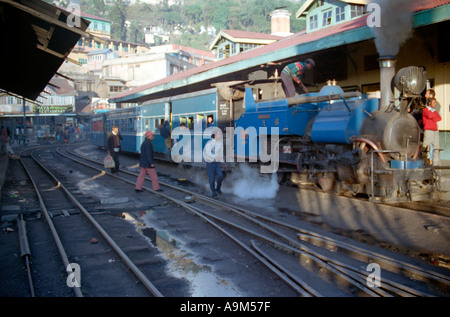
<box><xmin>0</xmin><ymin>0</ymin><xmax>91</xmax><ymax>100</ymax></box>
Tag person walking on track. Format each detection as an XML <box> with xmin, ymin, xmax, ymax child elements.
<box><xmin>135</xmin><ymin>130</ymin><xmax>164</xmax><ymax>192</ymax></box>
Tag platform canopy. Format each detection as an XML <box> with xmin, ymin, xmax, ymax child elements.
<box><xmin>0</xmin><ymin>0</ymin><xmax>91</xmax><ymax>101</ymax></box>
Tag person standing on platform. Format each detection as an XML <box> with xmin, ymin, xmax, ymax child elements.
<box><xmin>425</xmin><ymin>89</ymin><xmax>441</xmax><ymax>114</ymax></box>
<box><xmin>107</xmin><ymin>124</ymin><xmax>123</xmax><ymax>174</ymax></box>
<box><xmin>135</xmin><ymin>130</ymin><xmax>163</xmax><ymax>192</ymax></box>
<box><xmin>281</xmin><ymin>59</ymin><xmax>315</xmax><ymax>97</ymax></box>
<box><xmin>422</xmin><ymin>97</ymin><xmax>442</xmax><ymax>166</ymax></box>
<box><xmin>203</xmin><ymin>128</ymin><xmax>224</xmax><ymax>198</ymax></box>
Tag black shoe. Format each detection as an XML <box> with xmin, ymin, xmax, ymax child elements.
<box><xmin>135</xmin><ymin>189</ymin><xmax>143</xmax><ymax>193</ymax></box>
<box><xmin>216</xmin><ymin>190</ymin><xmax>222</xmax><ymax>195</ymax></box>
<box><xmin>212</xmin><ymin>193</ymin><xmax>218</xmax><ymax>199</ymax></box>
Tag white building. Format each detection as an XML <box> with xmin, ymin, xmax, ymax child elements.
<box><xmin>102</xmin><ymin>45</ymin><xmax>215</xmax><ymax>88</ymax></box>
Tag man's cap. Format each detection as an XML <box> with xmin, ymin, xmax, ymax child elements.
<box><xmin>305</xmin><ymin>58</ymin><xmax>315</xmax><ymax>67</ymax></box>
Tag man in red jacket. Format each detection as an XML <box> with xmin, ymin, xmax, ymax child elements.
<box><xmin>422</xmin><ymin>98</ymin><xmax>442</xmax><ymax>165</ymax></box>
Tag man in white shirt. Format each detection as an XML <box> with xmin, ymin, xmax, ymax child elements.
<box><xmin>203</xmin><ymin>128</ymin><xmax>224</xmax><ymax>198</ymax></box>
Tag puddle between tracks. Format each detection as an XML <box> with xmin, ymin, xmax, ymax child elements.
<box><xmin>122</xmin><ymin>211</ymin><xmax>244</xmax><ymax>297</ymax></box>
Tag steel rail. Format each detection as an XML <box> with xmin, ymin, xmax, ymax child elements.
<box><xmin>178</xmin><ymin>199</ymin><xmax>380</xmax><ymax>297</ymax></box>
<box><xmin>19</xmin><ymin>149</ymin><xmax>83</xmax><ymax>297</ymax></box>
<box><xmin>296</xmin><ymin>229</ymin><xmax>450</xmax><ymax>285</ymax></box>
<box><xmin>58</xmin><ymin>147</ymin><xmax>319</xmax><ymax>296</ymax></box>
<box><xmin>63</xmin><ymin>145</ymin><xmax>449</xmax><ymax>296</ymax></box>
<box><xmin>27</xmin><ymin>148</ymin><xmax>163</xmax><ymax>297</ymax></box>
<box><xmin>172</xmin><ymin>198</ymin><xmax>316</xmax><ymax>297</ymax></box>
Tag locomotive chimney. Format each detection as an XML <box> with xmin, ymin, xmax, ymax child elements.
<box><xmin>378</xmin><ymin>56</ymin><xmax>397</xmax><ymax>112</ymax></box>
<box><xmin>270</xmin><ymin>8</ymin><xmax>292</xmax><ymax>37</ymax></box>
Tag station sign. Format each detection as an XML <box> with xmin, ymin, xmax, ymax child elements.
<box><xmin>33</xmin><ymin>105</ymin><xmax>74</xmax><ymax>114</ymax></box>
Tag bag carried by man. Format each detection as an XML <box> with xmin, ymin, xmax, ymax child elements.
<box><xmin>104</xmin><ymin>154</ymin><xmax>115</xmax><ymax>168</ymax></box>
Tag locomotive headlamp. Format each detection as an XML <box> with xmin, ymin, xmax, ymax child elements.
<box><xmin>394</xmin><ymin>66</ymin><xmax>427</xmax><ymax>96</ymax></box>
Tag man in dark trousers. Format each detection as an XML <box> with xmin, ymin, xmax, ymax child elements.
<box><xmin>135</xmin><ymin>130</ymin><xmax>163</xmax><ymax>192</ymax></box>
<box><xmin>203</xmin><ymin>128</ymin><xmax>224</xmax><ymax>198</ymax></box>
<box><xmin>107</xmin><ymin>124</ymin><xmax>123</xmax><ymax>174</ymax></box>
<box><xmin>281</xmin><ymin>58</ymin><xmax>315</xmax><ymax>97</ymax></box>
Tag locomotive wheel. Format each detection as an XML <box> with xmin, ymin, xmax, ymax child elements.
<box><xmin>318</xmin><ymin>173</ymin><xmax>337</xmax><ymax>193</ymax></box>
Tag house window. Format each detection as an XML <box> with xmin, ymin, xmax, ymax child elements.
<box><xmin>350</xmin><ymin>5</ymin><xmax>364</xmax><ymax>18</ymax></box>
<box><xmin>309</xmin><ymin>14</ymin><xmax>318</xmax><ymax>30</ymax></box>
<box><xmin>336</xmin><ymin>6</ymin><xmax>345</xmax><ymax>22</ymax></box>
<box><xmin>322</xmin><ymin>10</ymin><xmax>332</xmax><ymax>27</ymax></box>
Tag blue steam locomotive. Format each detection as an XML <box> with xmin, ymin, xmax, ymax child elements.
<box><xmin>90</xmin><ymin>61</ymin><xmax>442</xmax><ymax>202</ymax></box>
<box><xmin>235</xmin><ymin>61</ymin><xmax>441</xmax><ymax>202</ymax></box>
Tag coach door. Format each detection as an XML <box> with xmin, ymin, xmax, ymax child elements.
<box><xmin>165</xmin><ymin>102</ymin><xmax>172</xmax><ymax>147</ymax></box>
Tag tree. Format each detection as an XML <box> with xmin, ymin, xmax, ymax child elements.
<box><xmin>108</xmin><ymin>0</ymin><xmax>127</xmax><ymax>41</ymax></box>
<box><xmin>128</xmin><ymin>21</ymin><xmax>144</xmax><ymax>44</ymax></box>
<box><xmin>82</xmin><ymin>0</ymin><xmax>106</xmax><ymax>17</ymax></box>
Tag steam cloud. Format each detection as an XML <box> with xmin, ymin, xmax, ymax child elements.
<box><xmin>369</xmin><ymin>0</ymin><xmax>420</xmax><ymax>56</ymax></box>
<box><xmin>230</xmin><ymin>164</ymin><xmax>279</xmax><ymax>199</ymax></box>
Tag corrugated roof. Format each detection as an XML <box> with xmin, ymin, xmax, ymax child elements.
<box><xmin>86</xmin><ymin>48</ymin><xmax>113</xmax><ymax>55</ymax></box>
<box><xmin>220</xmin><ymin>29</ymin><xmax>284</xmax><ymax>41</ymax></box>
<box><xmin>80</xmin><ymin>10</ymin><xmax>111</xmax><ymax>23</ymax></box>
<box><xmin>209</xmin><ymin>29</ymin><xmax>284</xmax><ymax>51</ymax></box>
<box><xmin>111</xmin><ymin>0</ymin><xmax>450</xmax><ymax>104</ymax></box>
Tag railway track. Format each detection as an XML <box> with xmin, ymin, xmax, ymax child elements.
<box><xmin>12</xmin><ymin>146</ymin><xmax>183</xmax><ymax>297</ymax></box>
<box><xmin>59</xmin><ymin>143</ymin><xmax>450</xmax><ymax>297</ymax></box>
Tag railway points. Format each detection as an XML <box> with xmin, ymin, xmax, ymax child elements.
<box><xmin>1</xmin><ymin>142</ymin><xmax>448</xmax><ymax>299</ymax></box>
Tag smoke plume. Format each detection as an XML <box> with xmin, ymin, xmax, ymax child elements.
<box><xmin>369</xmin><ymin>0</ymin><xmax>420</xmax><ymax>56</ymax></box>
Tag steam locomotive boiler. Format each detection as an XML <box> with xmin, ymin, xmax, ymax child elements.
<box><xmin>235</xmin><ymin>57</ymin><xmax>441</xmax><ymax>202</ymax></box>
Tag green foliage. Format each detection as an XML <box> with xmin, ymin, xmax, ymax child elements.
<box><xmin>108</xmin><ymin>1</ymin><xmax>127</xmax><ymax>41</ymax></box>
<box><xmin>80</xmin><ymin>0</ymin><xmax>306</xmax><ymax>50</ymax></box>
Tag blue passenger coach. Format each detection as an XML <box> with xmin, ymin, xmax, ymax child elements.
<box><xmin>90</xmin><ymin>107</ymin><xmax>143</xmax><ymax>153</ymax></box>
<box><xmin>141</xmin><ymin>88</ymin><xmax>220</xmax><ymax>155</ymax></box>
<box><xmin>90</xmin><ymin>88</ymin><xmax>222</xmax><ymax>157</ymax></box>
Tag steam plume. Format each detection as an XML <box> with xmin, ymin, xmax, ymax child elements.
<box><xmin>369</xmin><ymin>0</ymin><xmax>420</xmax><ymax>56</ymax></box>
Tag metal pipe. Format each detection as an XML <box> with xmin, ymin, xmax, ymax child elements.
<box><xmin>378</xmin><ymin>56</ymin><xmax>397</xmax><ymax>112</ymax></box>
<box><xmin>18</xmin><ymin>219</ymin><xmax>35</xmax><ymax>297</ymax></box>
<box><xmin>352</xmin><ymin>138</ymin><xmax>386</xmax><ymax>163</ymax></box>
<box><xmin>286</xmin><ymin>91</ymin><xmax>361</xmax><ymax>106</ymax></box>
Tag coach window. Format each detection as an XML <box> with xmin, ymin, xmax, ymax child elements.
<box><xmin>187</xmin><ymin>116</ymin><xmax>194</xmax><ymax>130</ymax></box>
<box><xmin>128</xmin><ymin>118</ymin><xmax>133</xmax><ymax>132</ymax></box>
<box><xmin>206</xmin><ymin>115</ymin><xmax>214</xmax><ymax>127</ymax></box>
<box><xmin>135</xmin><ymin>117</ymin><xmax>140</xmax><ymax>132</ymax></box>
<box><xmin>180</xmin><ymin>117</ymin><xmax>187</xmax><ymax>128</ymax></box>
<box><xmin>196</xmin><ymin>114</ymin><xmax>205</xmax><ymax>129</ymax></box>
<box><xmin>145</xmin><ymin>119</ymin><xmax>150</xmax><ymax>130</ymax></box>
